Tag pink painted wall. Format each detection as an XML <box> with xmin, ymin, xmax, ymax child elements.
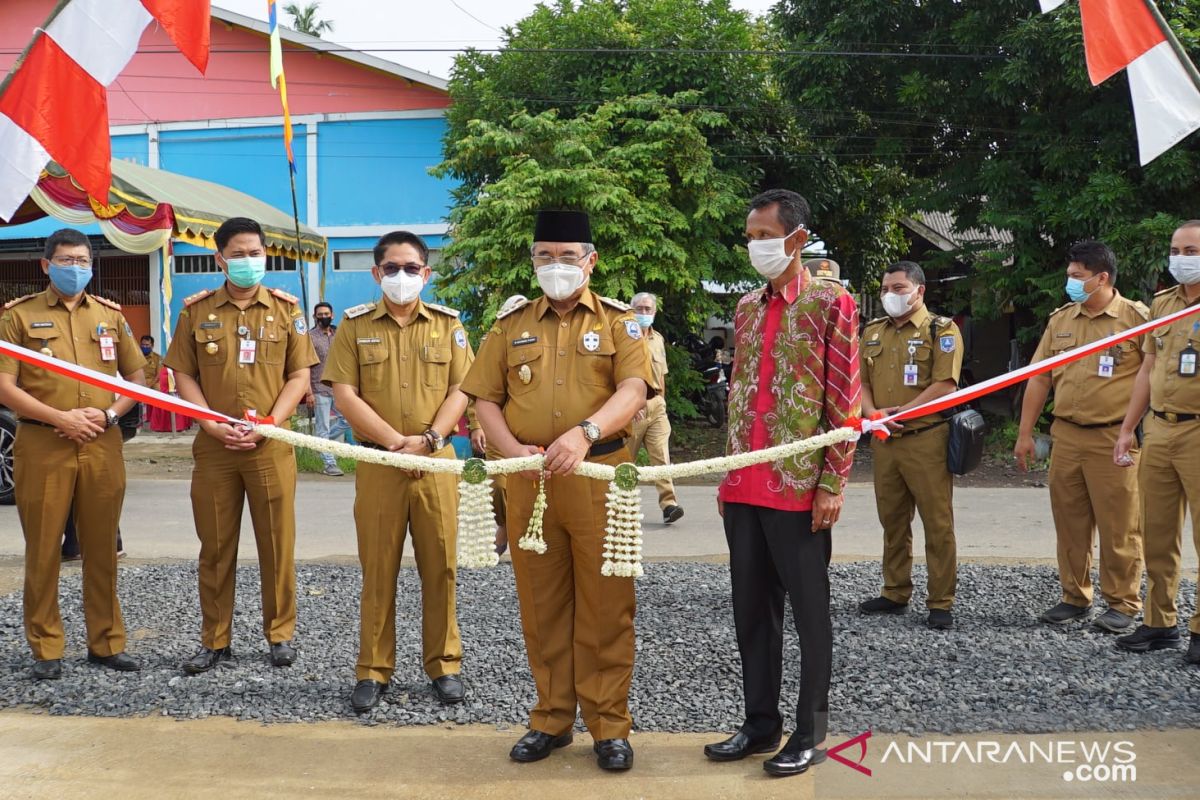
<box><xmin>1</xmin><ymin>0</ymin><xmax>449</xmax><ymax>125</ymax></box>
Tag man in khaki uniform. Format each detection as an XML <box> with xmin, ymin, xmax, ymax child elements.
<box><xmin>323</xmin><ymin>230</ymin><xmax>471</xmax><ymax>712</ymax></box>
<box><xmin>462</xmin><ymin>210</ymin><xmax>655</xmax><ymax>772</ymax></box>
<box><xmin>629</xmin><ymin>292</ymin><xmax>683</xmax><ymax>524</ymax></box>
<box><xmin>139</xmin><ymin>335</ymin><xmax>162</xmax><ymax>386</ymax></box>
<box><xmin>1114</xmin><ymin>220</ymin><xmax>1200</xmax><ymax>665</ymax></box>
<box><xmin>1015</xmin><ymin>241</ymin><xmax>1145</xmax><ymax>633</ymax></box>
<box><xmin>859</xmin><ymin>261</ymin><xmax>963</xmax><ymax>630</ymax></box>
<box><xmin>164</xmin><ymin>217</ymin><xmax>317</xmax><ymax>675</ymax></box>
<box><xmin>0</xmin><ymin>228</ymin><xmax>147</xmax><ymax>680</ymax></box>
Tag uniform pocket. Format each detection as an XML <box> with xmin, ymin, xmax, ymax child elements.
<box><xmin>420</xmin><ymin>344</ymin><xmax>451</xmax><ymax>389</ymax></box>
<box><xmin>576</xmin><ymin>336</ymin><xmax>616</xmax><ymax>386</ymax></box>
<box><xmin>257</xmin><ymin>324</ymin><xmax>287</xmax><ymax>365</ymax></box>
<box><xmin>358</xmin><ymin>345</ymin><xmax>390</xmax><ymax>392</ymax></box>
<box><xmin>193</xmin><ymin>329</ymin><xmax>228</xmax><ymax>367</ymax></box>
<box><xmin>506</xmin><ymin>345</ymin><xmax>543</xmax><ymax>396</ymax></box>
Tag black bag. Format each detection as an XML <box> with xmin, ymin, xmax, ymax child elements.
<box><xmin>946</xmin><ymin>408</ymin><xmax>986</xmax><ymax>476</ymax></box>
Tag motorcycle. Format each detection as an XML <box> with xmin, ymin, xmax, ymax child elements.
<box><xmin>682</xmin><ymin>334</ymin><xmax>730</xmax><ymax>428</ymax></box>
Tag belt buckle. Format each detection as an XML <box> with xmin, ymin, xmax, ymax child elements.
<box><xmin>1167</xmin><ymin>412</ymin><xmax>1180</xmax><ymax>423</ymax></box>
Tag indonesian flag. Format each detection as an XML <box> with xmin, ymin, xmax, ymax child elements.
<box><xmin>0</xmin><ymin>0</ymin><xmax>211</xmax><ymax>221</ymax></box>
<box><xmin>1043</xmin><ymin>0</ymin><xmax>1200</xmax><ymax>164</ymax></box>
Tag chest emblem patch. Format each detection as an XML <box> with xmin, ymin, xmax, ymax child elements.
<box><xmin>583</xmin><ymin>331</ymin><xmax>600</xmax><ymax>352</ymax></box>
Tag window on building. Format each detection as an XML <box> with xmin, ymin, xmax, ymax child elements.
<box><xmin>334</xmin><ymin>249</ymin><xmax>442</xmax><ymax>270</ymax></box>
<box><xmin>173</xmin><ymin>254</ymin><xmax>296</xmax><ymax>274</ymax></box>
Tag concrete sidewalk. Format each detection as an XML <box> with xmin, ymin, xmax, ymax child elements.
<box><xmin>1</xmin><ymin>481</ymin><xmax>1195</xmax><ymax>572</ymax></box>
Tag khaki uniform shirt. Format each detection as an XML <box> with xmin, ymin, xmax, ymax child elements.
<box><xmin>1032</xmin><ymin>290</ymin><xmax>1148</xmax><ymax>425</ymax></box>
<box><xmin>646</xmin><ymin>328</ymin><xmax>668</xmax><ymax>410</ymax></box>
<box><xmin>163</xmin><ymin>284</ymin><xmax>318</xmax><ymax>419</ymax></box>
<box><xmin>0</xmin><ymin>288</ymin><xmax>146</xmax><ymax>415</ymax></box>
<box><xmin>461</xmin><ymin>290</ymin><xmax>657</xmax><ymax>447</ymax></box>
<box><xmin>142</xmin><ymin>351</ymin><xmax>162</xmax><ymax>386</ymax></box>
<box><xmin>861</xmin><ymin>304</ymin><xmax>963</xmax><ymax>428</ymax></box>
<box><xmin>321</xmin><ymin>299</ymin><xmax>473</xmax><ymax>439</ymax></box>
<box><xmin>1145</xmin><ymin>285</ymin><xmax>1200</xmax><ymax>414</ymax></box>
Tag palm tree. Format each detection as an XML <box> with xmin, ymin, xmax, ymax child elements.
<box><xmin>283</xmin><ymin>2</ymin><xmax>334</xmax><ymax>37</ymax></box>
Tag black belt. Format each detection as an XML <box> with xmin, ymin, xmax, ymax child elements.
<box><xmin>1058</xmin><ymin>418</ymin><xmax>1123</xmax><ymax>429</ymax></box>
<box><xmin>1153</xmin><ymin>410</ymin><xmax>1200</xmax><ymax>423</ymax></box>
<box><xmin>589</xmin><ymin>438</ymin><xmax>626</xmax><ymax>457</ymax></box>
<box><xmin>18</xmin><ymin>419</ymin><xmax>55</xmax><ymax>429</ymax></box>
<box><xmin>359</xmin><ymin>440</ymin><xmax>386</xmax><ymax>450</ymax></box>
<box><xmin>891</xmin><ymin>419</ymin><xmax>948</xmax><ymax>439</ymax></box>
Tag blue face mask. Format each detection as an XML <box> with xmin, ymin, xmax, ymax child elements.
<box><xmin>48</xmin><ymin>264</ymin><xmax>93</xmax><ymax>296</ymax></box>
<box><xmin>635</xmin><ymin>313</ymin><xmax>655</xmax><ymax>329</ymax></box>
<box><xmin>1065</xmin><ymin>274</ymin><xmax>1097</xmax><ymax>303</ymax></box>
<box><xmin>223</xmin><ymin>255</ymin><xmax>267</xmax><ymax>289</ymax></box>
<box><xmin>140</xmin><ymin>345</ymin><xmax>153</xmax><ymax>356</ymax></box>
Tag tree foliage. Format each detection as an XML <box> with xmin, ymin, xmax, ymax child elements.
<box><xmin>284</xmin><ymin>2</ymin><xmax>334</xmax><ymax>37</ymax></box>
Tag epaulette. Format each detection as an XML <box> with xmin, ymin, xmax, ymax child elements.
<box><xmin>1155</xmin><ymin>286</ymin><xmax>1177</xmax><ymax>297</ymax></box>
<box><xmin>183</xmin><ymin>289</ymin><xmax>214</xmax><ymax>307</ymax></box>
<box><xmin>599</xmin><ymin>296</ymin><xmax>631</xmax><ymax>312</ymax></box>
<box><xmin>1048</xmin><ymin>302</ymin><xmax>1074</xmax><ymax>317</ymax></box>
<box><xmin>932</xmin><ymin>315</ymin><xmax>954</xmax><ymax>329</ymax></box>
<box><xmin>3</xmin><ymin>293</ymin><xmax>36</xmax><ymax>310</ymax></box>
<box><xmin>864</xmin><ymin>315</ymin><xmax>889</xmax><ymax>327</ymax></box>
<box><xmin>90</xmin><ymin>294</ymin><xmax>121</xmax><ymax>311</ymax></box>
<box><xmin>425</xmin><ymin>301</ymin><xmax>460</xmax><ymax>318</ymax></box>
<box><xmin>1130</xmin><ymin>299</ymin><xmax>1151</xmax><ymax>319</ymax></box>
<box><xmin>497</xmin><ymin>297</ymin><xmax>530</xmax><ymax>320</ymax></box>
<box><xmin>269</xmin><ymin>287</ymin><xmax>299</xmax><ymax>304</ymax></box>
<box><xmin>344</xmin><ymin>302</ymin><xmax>375</xmax><ymax>319</ymax></box>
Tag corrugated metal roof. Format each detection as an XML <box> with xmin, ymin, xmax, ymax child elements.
<box><xmin>904</xmin><ymin>211</ymin><xmax>1013</xmax><ymax>250</ymax></box>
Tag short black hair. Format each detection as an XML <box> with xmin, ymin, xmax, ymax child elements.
<box><xmin>748</xmin><ymin>189</ymin><xmax>811</xmax><ymax>232</ymax></box>
<box><xmin>885</xmin><ymin>260</ymin><xmax>926</xmax><ymax>286</ymax></box>
<box><xmin>1067</xmin><ymin>240</ymin><xmax>1117</xmax><ymax>280</ymax></box>
<box><xmin>374</xmin><ymin>230</ymin><xmax>429</xmax><ymax>265</ymax></box>
<box><xmin>314</xmin><ymin>301</ymin><xmax>333</xmax><ymax>314</ymax></box>
<box><xmin>214</xmin><ymin>217</ymin><xmax>265</xmax><ymax>252</ymax></box>
<box><xmin>43</xmin><ymin>228</ymin><xmax>92</xmax><ymax>261</ymax></box>
<box><xmin>140</xmin><ymin>334</ymin><xmax>154</xmax><ymax>344</ymax></box>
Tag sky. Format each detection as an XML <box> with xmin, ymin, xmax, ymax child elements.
<box><xmin>216</xmin><ymin>0</ymin><xmax>779</xmax><ymax>80</ymax></box>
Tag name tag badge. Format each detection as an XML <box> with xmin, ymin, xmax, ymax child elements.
<box><xmin>99</xmin><ymin>335</ymin><xmax>116</xmax><ymax>361</ymax></box>
<box><xmin>1098</xmin><ymin>355</ymin><xmax>1115</xmax><ymax>378</ymax></box>
<box><xmin>1181</xmin><ymin>346</ymin><xmax>1198</xmax><ymax>377</ymax></box>
<box><xmin>239</xmin><ymin>338</ymin><xmax>257</xmax><ymax>365</ymax></box>
<box><xmin>903</xmin><ymin>363</ymin><xmax>919</xmax><ymax>386</ymax></box>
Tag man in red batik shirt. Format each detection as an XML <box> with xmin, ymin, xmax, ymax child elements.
<box><xmin>703</xmin><ymin>189</ymin><xmax>861</xmax><ymax>778</ymax></box>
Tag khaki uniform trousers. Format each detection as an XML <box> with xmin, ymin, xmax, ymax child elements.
<box><xmin>873</xmin><ymin>424</ymin><xmax>957</xmax><ymax>610</ymax></box>
<box><xmin>1139</xmin><ymin>415</ymin><xmax>1200</xmax><ymax>634</ymax></box>
<box><xmin>1048</xmin><ymin>420</ymin><xmax>1143</xmax><ymax>615</ymax></box>
<box><xmin>191</xmin><ymin>433</ymin><xmax>297</xmax><ymax>649</ymax></box>
<box><xmin>485</xmin><ymin>445</ymin><xmax>507</xmax><ymax>531</ymax></box>
<box><xmin>507</xmin><ymin>447</ymin><xmax>637</xmax><ymax>741</ymax></box>
<box><xmin>354</xmin><ymin>455</ymin><xmax>462</xmax><ymax>683</ymax></box>
<box><xmin>15</xmin><ymin>424</ymin><xmax>126</xmax><ymax>660</ymax></box>
<box><xmin>629</xmin><ymin>395</ymin><xmax>678</xmax><ymax>510</ymax></box>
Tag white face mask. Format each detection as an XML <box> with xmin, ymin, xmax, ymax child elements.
<box><xmin>380</xmin><ymin>270</ymin><xmax>424</xmax><ymax>304</ymax></box>
<box><xmin>747</xmin><ymin>228</ymin><xmax>802</xmax><ymax>279</ymax></box>
<box><xmin>537</xmin><ymin>262</ymin><xmax>587</xmax><ymax>301</ymax></box>
<box><xmin>1169</xmin><ymin>255</ymin><xmax>1200</xmax><ymax>286</ymax></box>
<box><xmin>882</xmin><ymin>289</ymin><xmax>917</xmax><ymax>318</ymax></box>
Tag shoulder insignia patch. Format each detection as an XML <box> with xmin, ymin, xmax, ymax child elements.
<box><xmin>624</xmin><ymin>319</ymin><xmax>643</xmax><ymax>340</ymax></box>
<box><xmin>90</xmin><ymin>294</ymin><xmax>121</xmax><ymax>311</ymax></box>
<box><xmin>183</xmin><ymin>289</ymin><xmax>214</xmax><ymax>307</ymax></box>
<box><xmin>939</xmin><ymin>335</ymin><xmax>956</xmax><ymax>353</ymax></box>
<box><xmin>454</xmin><ymin>328</ymin><xmax>468</xmax><ymax>349</ymax></box>
<box><xmin>269</xmin><ymin>287</ymin><xmax>299</xmax><ymax>305</ymax></box>
<box><xmin>599</xmin><ymin>296</ymin><xmax>631</xmax><ymax>312</ymax></box>
<box><xmin>293</xmin><ymin>317</ymin><xmax>307</xmax><ymax>335</ymax></box>
<box><xmin>425</xmin><ymin>301</ymin><xmax>460</xmax><ymax>318</ymax></box>
<box><xmin>497</xmin><ymin>297</ymin><xmax>531</xmax><ymax>320</ymax></box>
<box><xmin>1048</xmin><ymin>302</ymin><xmax>1073</xmax><ymax>317</ymax></box>
<box><xmin>344</xmin><ymin>302</ymin><xmax>375</xmax><ymax>319</ymax></box>
<box><xmin>1155</xmin><ymin>286</ymin><xmax>1177</xmax><ymax>297</ymax></box>
<box><xmin>3</xmin><ymin>293</ymin><xmax>36</xmax><ymax>311</ymax></box>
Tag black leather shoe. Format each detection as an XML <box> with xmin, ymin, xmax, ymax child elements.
<box><xmin>509</xmin><ymin>730</ymin><xmax>573</xmax><ymax>763</ymax></box>
<box><xmin>1093</xmin><ymin>608</ymin><xmax>1136</xmax><ymax>634</ymax></box>
<box><xmin>432</xmin><ymin>674</ymin><xmax>465</xmax><ymax>704</ymax></box>
<box><xmin>87</xmin><ymin>651</ymin><xmax>140</xmax><ymax>671</ymax></box>
<box><xmin>927</xmin><ymin>609</ymin><xmax>954</xmax><ymax>630</ymax></box>
<box><xmin>703</xmin><ymin>726</ymin><xmax>783</xmax><ymax>761</ymax></box>
<box><xmin>1186</xmin><ymin>633</ymin><xmax>1200</xmax><ymax>665</ymax></box>
<box><xmin>1040</xmin><ymin>602</ymin><xmax>1091</xmax><ymax>625</ymax></box>
<box><xmin>1116</xmin><ymin>624</ymin><xmax>1182</xmax><ymax>653</ymax></box>
<box><xmin>350</xmin><ymin>679</ymin><xmax>385</xmax><ymax>713</ymax></box>
<box><xmin>859</xmin><ymin>596</ymin><xmax>907</xmax><ymax>615</ymax></box>
<box><xmin>764</xmin><ymin>747</ymin><xmax>827</xmax><ymax>777</ymax></box>
<box><xmin>663</xmin><ymin>505</ymin><xmax>684</xmax><ymax>524</ymax></box>
<box><xmin>31</xmin><ymin>659</ymin><xmax>62</xmax><ymax>681</ymax></box>
<box><xmin>594</xmin><ymin>738</ymin><xmax>634</xmax><ymax>771</ymax></box>
<box><xmin>269</xmin><ymin>642</ymin><xmax>296</xmax><ymax>667</ymax></box>
<box><xmin>182</xmin><ymin>646</ymin><xmax>233</xmax><ymax>675</ymax></box>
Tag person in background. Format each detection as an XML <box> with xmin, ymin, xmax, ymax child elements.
<box><xmin>629</xmin><ymin>291</ymin><xmax>683</xmax><ymax>524</ymax></box>
<box><xmin>803</xmin><ymin>257</ymin><xmax>842</xmax><ymax>288</ymax></box>
<box><xmin>305</xmin><ymin>301</ymin><xmax>351</xmax><ymax>476</ymax></box>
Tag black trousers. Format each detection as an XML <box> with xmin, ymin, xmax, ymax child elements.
<box><xmin>723</xmin><ymin>502</ymin><xmax>832</xmax><ymax>750</ymax></box>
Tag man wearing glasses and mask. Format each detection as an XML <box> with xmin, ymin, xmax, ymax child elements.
<box><xmin>462</xmin><ymin>209</ymin><xmax>655</xmax><ymax>772</ymax></box>
<box><xmin>323</xmin><ymin>230</ymin><xmax>473</xmax><ymax>712</ymax></box>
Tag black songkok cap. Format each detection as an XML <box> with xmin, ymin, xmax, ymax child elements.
<box><xmin>533</xmin><ymin>209</ymin><xmax>591</xmax><ymax>244</ymax></box>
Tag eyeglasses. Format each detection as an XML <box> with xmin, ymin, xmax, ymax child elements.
<box><xmin>377</xmin><ymin>262</ymin><xmax>425</xmax><ymax>277</ymax></box>
<box><xmin>51</xmin><ymin>257</ymin><xmax>92</xmax><ymax>267</ymax></box>
<box><xmin>532</xmin><ymin>255</ymin><xmax>589</xmax><ymax>268</ymax></box>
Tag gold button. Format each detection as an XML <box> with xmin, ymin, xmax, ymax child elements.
<box><xmin>239</xmin><ymin>364</ymin><xmax>245</xmax><ymax>369</ymax></box>
<box><xmin>560</xmin><ymin>322</ymin><xmax>567</xmax><ymax>328</ymax></box>
<box><xmin>402</xmin><ymin>382</ymin><xmax>409</xmax><ymax>388</ymax></box>
<box><xmin>266</xmin><ymin>316</ymin><xmax>274</xmax><ymax>322</ymax></box>
<box><xmin>401</xmin><ymin>355</ymin><xmax>407</xmax><ymax>361</ymax></box>
<box><xmin>558</xmin><ymin>350</ymin><xmax>565</xmax><ymax>356</ymax></box>
<box><xmin>554</xmin><ymin>411</ymin><xmax>562</xmax><ymax>418</ymax></box>
<box><xmin>556</xmin><ymin>379</ymin><xmax>564</xmax><ymax>385</ymax></box>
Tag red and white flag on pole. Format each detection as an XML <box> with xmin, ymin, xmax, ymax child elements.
<box><xmin>1042</xmin><ymin>0</ymin><xmax>1200</xmax><ymax>164</ymax></box>
<box><xmin>0</xmin><ymin>0</ymin><xmax>211</xmax><ymax>222</ymax></box>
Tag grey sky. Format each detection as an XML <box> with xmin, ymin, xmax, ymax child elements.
<box><xmin>216</xmin><ymin>0</ymin><xmax>778</xmax><ymax>80</ymax></box>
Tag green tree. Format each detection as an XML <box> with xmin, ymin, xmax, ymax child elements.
<box><xmin>772</xmin><ymin>0</ymin><xmax>1200</xmax><ymax>334</ymax></box>
<box><xmin>284</xmin><ymin>2</ymin><xmax>334</xmax><ymax>37</ymax></box>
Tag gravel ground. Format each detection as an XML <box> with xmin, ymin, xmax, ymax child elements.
<box><xmin>0</xmin><ymin>562</ymin><xmax>1196</xmax><ymax>735</ymax></box>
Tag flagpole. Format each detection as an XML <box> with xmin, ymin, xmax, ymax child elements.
<box><xmin>1143</xmin><ymin>0</ymin><xmax>1200</xmax><ymax>94</ymax></box>
<box><xmin>0</xmin><ymin>0</ymin><xmax>71</xmax><ymax>98</ymax></box>
<box><xmin>287</xmin><ymin>167</ymin><xmax>310</xmax><ymax>317</ymax></box>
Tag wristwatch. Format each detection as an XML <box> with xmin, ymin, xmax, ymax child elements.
<box><xmin>423</xmin><ymin>428</ymin><xmax>446</xmax><ymax>452</ymax></box>
<box><xmin>104</xmin><ymin>409</ymin><xmax>119</xmax><ymax>429</ymax></box>
<box><xmin>579</xmin><ymin>420</ymin><xmax>601</xmax><ymax>443</ymax></box>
